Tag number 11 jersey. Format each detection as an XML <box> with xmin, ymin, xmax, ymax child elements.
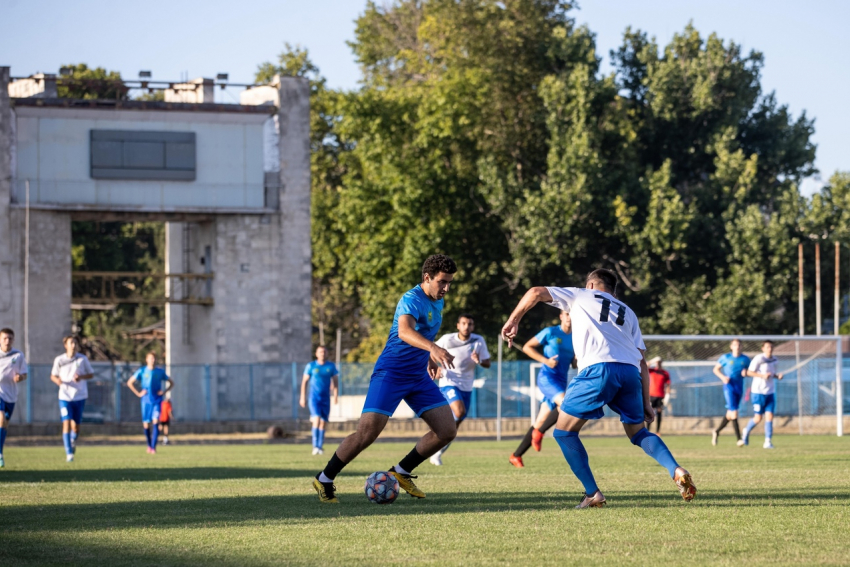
<box><xmin>545</xmin><ymin>287</ymin><xmax>645</xmax><ymax>371</ymax></box>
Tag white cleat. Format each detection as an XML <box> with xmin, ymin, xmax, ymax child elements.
<box><xmin>763</xmin><ymin>440</ymin><xmax>775</xmax><ymax>449</ymax></box>
<box><xmin>311</xmin><ymin>447</ymin><xmax>320</xmax><ymax>455</ymax></box>
<box><xmin>430</xmin><ymin>453</ymin><xmax>443</xmax><ymax>466</ymax></box>
<box><xmin>711</xmin><ymin>431</ymin><xmax>718</xmax><ymax>446</ymax></box>
<box><xmin>66</xmin><ymin>454</ymin><xmax>74</xmax><ymax>462</ymax></box>
<box><xmin>316</xmin><ymin>448</ymin><xmax>324</xmax><ymax>455</ymax></box>
<box><xmin>736</xmin><ymin>439</ymin><xmax>745</xmax><ymax>447</ymax></box>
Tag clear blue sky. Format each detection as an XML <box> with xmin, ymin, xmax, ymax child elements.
<box><xmin>3</xmin><ymin>0</ymin><xmax>847</xmax><ymax>194</ymax></box>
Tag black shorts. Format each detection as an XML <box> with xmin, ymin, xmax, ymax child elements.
<box><xmin>159</xmin><ymin>420</ymin><xmax>170</xmax><ymax>426</ymax></box>
<box><xmin>650</xmin><ymin>396</ymin><xmax>665</xmax><ymax>410</ymax></box>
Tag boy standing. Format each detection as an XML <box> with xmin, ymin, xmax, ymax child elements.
<box><xmin>50</xmin><ymin>336</ymin><xmax>95</xmax><ymax>462</ymax></box>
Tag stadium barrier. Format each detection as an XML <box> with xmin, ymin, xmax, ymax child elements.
<box><xmin>8</xmin><ymin>336</ymin><xmax>848</xmax><ymax>436</ymax></box>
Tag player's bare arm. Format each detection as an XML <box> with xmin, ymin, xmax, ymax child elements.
<box><xmin>639</xmin><ymin>351</ymin><xmax>655</xmax><ymax>424</ymax></box>
<box><xmin>73</xmin><ymin>370</ymin><xmax>95</xmax><ymax>383</ymax></box>
<box><xmin>472</xmin><ymin>352</ymin><xmax>492</xmax><ymax>369</ymax></box>
<box><xmin>502</xmin><ymin>286</ymin><xmax>554</xmax><ymax>346</ymax></box>
<box><xmin>713</xmin><ymin>363</ymin><xmax>730</xmax><ymax>384</ymax></box>
<box><xmin>522</xmin><ymin>336</ymin><xmax>558</xmax><ymax>368</ymax></box>
<box><xmin>160</xmin><ymin>378</ymin><xmax>173</xmax><ymax>397</ymax></box>
<box><xmin>300</xmin><ymin>374</ymin><xmax>310</xmax><ymax>408</ymax></box>
<box><xmin>332</xmin><ymin>375</ymin><xmax>339</xmax><ymax>404</ymax></box>
<box><xmin>50</xmin><ymin>373</ymin><xmax>63</xmax><ymax>387</ymax></box>
<box><xmin>398</xmin><ymin>314</ymin><xmax>454</xmax><ymax>369</ymax></box>
<box><xmin>127</xmin><ymin>377</ymin><xmax>146</xmax><ymax>398</ymax></box>
<box><xmin>13</xmin><ymin>372</ymin><xmax>27</xmax><ymax>383</ymax></box>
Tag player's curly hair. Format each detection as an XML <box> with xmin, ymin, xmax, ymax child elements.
<box><xmin>586</xmin><ymin>268</ymin><xmax>618</xmax><ymax>295</ymax></box>
<box><xmin>422</xmin><ymin>254</ymin><xmax>457</xmax><ymax>281</ymax></box>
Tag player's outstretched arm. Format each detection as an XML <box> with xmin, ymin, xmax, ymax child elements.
<box><xmin>521</xmin><ymin>337</ymin><xmax>556</xmax><ymax>368</ymax></box>
<box><xmin>712</xmin><ymin>364</ymin><xmax>729</xmax><ymax>384</ymax></box>
<box><xmin>398</xmin><ymin>315</ymin><xmax>454</xmax><ymax>369</ymax></box>
<box><xmin>502</xmin><ymin>287</ymin><xmax>553</xmax><ymax>347</ymax></box>
<box><xmin>331</xmin><ymin>375</ymin><xmax>339</xmax><ymax>404</ymax></box>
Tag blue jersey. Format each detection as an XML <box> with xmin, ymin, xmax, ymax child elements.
<box><xmin>717</xmin><ymin>353</ymin><xmax>750</xmax><ymax>385</ymax></box>
<box><xmin>374</xmin><ymin>285</ymin><xmax>444</xmax><ymax>377</ymax></box>
<box><xmin>534</xmin><ymin>325</ymin><xmax>575</xmax><ymax>382</ymax></box>
<box><xmin>132</xmin><ymin>366</ymin><xmax>169</xmax><ymax>403</ymax></box>
<box><xmin>304</xmin><ymin>361</ymin><xmax>338</xmax><ymax>400</ymax></box>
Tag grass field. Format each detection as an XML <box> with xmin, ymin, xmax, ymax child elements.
<box><xmin>1</xmin><ymin>435</ymin><xmax>848</xmax><ymax>566</ymax></box>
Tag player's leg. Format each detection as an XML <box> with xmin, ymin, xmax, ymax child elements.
<box><xmin>511</xmin><ymin>404</ymin><xmax>550</xmax><ymax>466</ymax></box>
<box><xmin>70</xmin><ymin>400</ymin><xmax>84</xmax><ymax>455</ymax></box>
<box><xmin>713</xmin><ymin>385</ymin><xmax>735</xmax><ymax>444</ymax></box>
<box><xmin>533</xmin><ymin>392</ymin><xmax>563</xmax><ymax>450</ymax></box>
<box><xmin>316</xmin><ymin>417</ymin><xmax>327</xmax><ymax>454</ymax></box>
<box><xmin>431</xmin><ymin>389</ymin><xmax>468</xmax><ymax>465</ymax></box>
<box><xmin>729</xmin><ymin>387</ymin><xmax>743</xmax><ymax>445</ymax></box>
<box><xmin>655</xmin><ymin>406</ymin><xmax>663</xmax><ymax>433</ymax></box>
<box><xmin>742</xmin><ymin>395</ymin><xmax>764</xmax><ymax>445</ymax></box>
<box><xmin>0</xmin><ymin>401</ymin><xmax>10</xmax><ymax>467</ymax></box>
<box><xmin>309</xmin><ymin>414</ymin><xmax>320</xmax><ymax>453</ymax></box>
<box><xmin>60</xmin><ymin>401</ymin><xmax>74</xmax><ymax>459</ymax></box>
<box><xmin>763</xmin><ymin>395</ymin><xmax>776</xmax><ymax>448</ymax></box>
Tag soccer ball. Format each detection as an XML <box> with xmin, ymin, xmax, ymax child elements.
<box><xmin>364</xmin><ymin>471</ymin><xmax>399</xmax><ymax>504</ymax></box>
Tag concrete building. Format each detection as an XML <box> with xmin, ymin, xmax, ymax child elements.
<box><xmin>0</xmin><ymin>67</ymin><xmax>312</xmax><ymax>371</ymax></box>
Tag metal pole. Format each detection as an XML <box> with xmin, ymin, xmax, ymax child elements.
<box><xmin>530</xmin><ymin>365</ymin><xmax>538</xmax><ymax>426</ymax></box>
<box><xmin>249</xmin><ymin>364</ymin><xmax>255</xmax><ymax>420</ymax></box>
<box><xmin>816</xmin><ymin>243</ymin><xmax>822</xmax><ymax>336</ymax></box>
<box><xmin>291</xmin><ymin>362</ymin><xmax>298</xmax><ymax>420</ymax></box>
<box><xmin>836</xmin><ymin>242</ymin><xmax>841</xmax><ymax>335</ymax></box>
<box><xmin>24</xmin><ymin>180</ymin><xmax>31</xmax><ymax>364</ymax></box>
<box><xmin>837</xmin><ymin>337</ymin><xmax>844</xmax><ymax>437</ymax></box>
<box><xmin>203</xmin><ymin>364</ymin><xmax>211</xmax><ymax>421</ymax></box>
<box><xmin>795</xmin><ymin>339</ymin><xmax>803</xmax><ymax>435</ymax></box>
<box><xmin>496</xmin><ymin>338</ymin><xmax>503</xmax><ymax>442</ymax></box>
<box><xmin>799</xmin><ymin>244</ymin><xmax>805</xmax><ymax>336</ymax></box>
<box><xmin>336</xmin><ymin>328</ymin><xmax>342</xmax><ymax>420</ymax></box>
<box><xmin>114</xmin><ymin>363</ymin><xmax>122</xmax><ymax>422</ymax></box>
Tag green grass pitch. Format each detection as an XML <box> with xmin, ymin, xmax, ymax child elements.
<box><xmin>1</xmin><ymin>435</ymin><xmax>848</xmax><ymax>566</ymax></box>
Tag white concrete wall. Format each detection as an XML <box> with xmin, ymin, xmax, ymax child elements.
<box><xmin>13</xmin><ymin>107</ymin><xmax>269</xmax><ymax>211</ymax></box>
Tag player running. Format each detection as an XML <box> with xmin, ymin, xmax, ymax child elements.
<box><xmin>127</xmin><ymin>352</ymin><xmax>172</xmax><ymax>454</ymax></box>
<box><xmin>312</xmin><ymin>255</ymin><xmax>458</xmax><ymax>503</ymax></box>
<box><xmin>0</xmin><ymin>328</ymin><xmax>27</xmax><ymax>469</ymax></box>
<box><xmin>502</xmin><ymin>269</ymin><xmax>696</xmax><ymax>508</ymax></box>
<box><xmin>49</xmin><ymin>336</ymin><xmax>95</xmax><ymax>462</ymax></box>
<box><xmin>647</xmin><ymin>357</ymin><xmax>670</xmax><ymax>433</ymax></box>
<box><xmin>429</xmin><ymin>313</ymin><xmax>491</xmax><ymax>466</ymax></box>
<box><xmin>741</xmin><ymin>340</ymin><xmax>783</xmax><ymax>449</ymax></box>
<box><xmin>300</xmin><ymin>345</ymin><xmax>339</xmax><ymax>455</ymax></box>
<box><xmin>509</xmin><ymin>311</ymin><xmax>575</xmax><ymax>468</ymax></box>
<box><xmin>711</xmin><ymin>339</ymin><xmax>751</xmax><ymax>446</ymax></box>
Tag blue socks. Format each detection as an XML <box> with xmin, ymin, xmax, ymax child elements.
<box><xmin>553</xmin><ymin>429</ymin><xmax>599</xmax><ymax>495</ymax></box>
<box><xmin>311</xmin><ymin>427</ymin><xmax>318</xmax><ymax>448</ymax></box>
<box><xmin>151</xmin><ymin>426</ymin><xmax>159</xmax><ymax>449</ymax></box>
<box><xmin>0</xmin><ymin>427</ymin><xmax>6</xmax><ymax>454</ymax></box>
<box><xmin>70</xmin><ymin>431</ymin><xmax>78</xmax><ymax>454</ymax></box>
<box><xmin>764</xmin><ymin>421</ymin><xmax>773</xmax><ymax>441</ymax></box>
<box><xmin>317</xmin><ymin>429</ymin><xmax>325</xmax><ymax>449</ymax></box>
<box><xmin>63</xmin><ymin>432</ymin><xmax>73</xmax><ymax>455</ymax></box>
<box><xmin>743</xmin><ymin>419</ymin><xmax>757</xmax><ymax>440</ymax></box>
<box><xmin>145</xmin><ymin>427</ymin><xmax>152</xmax><ymax>448</ymax></box>
<box><xmin>631</xmin><ymin>428</ymin><xmax>679</xmax><ymax>477</ymax></box>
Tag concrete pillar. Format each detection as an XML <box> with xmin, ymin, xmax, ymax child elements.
<box><xmin>0</xmin><ymin>67</ymin><xmax>18</xmax><ymax>339</ymax></box>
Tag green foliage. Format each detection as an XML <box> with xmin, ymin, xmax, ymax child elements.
<box><xmin>57</xmin><ymin>63</ymin><xmax>128</xmax><ymax>100</ymax></box>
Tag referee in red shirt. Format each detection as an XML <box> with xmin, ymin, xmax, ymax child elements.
<box><xmin>647</xmin><ymin>357</ymin><xmax>671</xmax><ymax>433</ymax></box>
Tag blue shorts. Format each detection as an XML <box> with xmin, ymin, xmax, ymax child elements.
<box><xmin>752</xmin><ymin>393</ymin><xmax>776</xmax><ymax>415</ymax></box>
<box><xmin>59</xmin><ymin>399</ymin><xmax>86</xmax><ymax>423</ymax></box>
<box><xmin>440</xmin><ymin>386</ymin><xmax>472</xmax><ymax>417</ymax></box>
<box><xmin>0</xmin><ymin>399</ymin><xmax>14</xmax><ymax>420</ymax></box>
<box><xmin>141</xmin><ymin>398</ymin><xmax>162</xmax><ymax>423</ymax></box>
<box><xmin>723</xmin><ymin>381</ymin><xmax>744</xmax><ymax>411</ymax></box>
<box><xmin>309</xmin><ymin>396</ymin><xmax>331</xmax><ymax>421</ymax></box>
<box><xmin>538</xmin><ymin>371</ymin><xmax>567</xmax><ymax>410</ymax></box>
<box><xmin>363</xmin><ymin>371</ymin><xmax>448</xmax><ymax>418</ymax></box>
<box><xmin>561</xmin><ymin>362</ymin><xmax>645</xmax><ymax>424</ymax></box>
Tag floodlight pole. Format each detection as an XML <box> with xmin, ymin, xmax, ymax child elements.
<box><xmin>835</xmin><ymin>242</ymin><xmax>840</xmax><ymax>335</ymax></box>
<box><xmin>497</xmin><ymin>337</ymin><xmax>503</xmax><ymax>442</ymax></box>
<box><xmin>816</xmin><ymin>243</ymin><xmax>822</xmax><ymax>335</ymax></box>
<box><xmin>797</xmin><ymin>244</ymin><xmax>804</xmax><ymax>434</ymax></box>
<box><xmin>836</xmin><ymin>336</ymin><xmax>843</xmax><ymax>437</ymax></box>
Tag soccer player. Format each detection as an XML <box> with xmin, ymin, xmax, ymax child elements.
<box><xmin>300</xmin><ymin>345</ymin><xmax>339</xmax><ymax>455</ymax></box>
<box><xmin>509</xmin><ymin>311</ymin><xmax>576</xmax><ymax>468</ymax></box>
<box><xmin>127</xmin><ymin>352</ymin><xmax>172</xmax><ymax>454</ymax></box>
<box><xmin>741</xmin><ymin>340</ymin><xmax>783</xmax><ymax>449</ymax></box>
<box><xmin>49</xmin><ymin>336</ymin><xmax>95</xmax><ymax>462</ymax></box>
<box><xmin>0</xmin><ymin>328</ymin><xmax>27</xmax><ymax>468</ymax></box>
<box><xmin>312</xmin><ymin>255</ymin><xmax>458</xmax><ymax>503</ymax></box>
<box><xmin>711</xmin><ymin>339</ymin><xmax>751</xmax><ymax>446</ymax></box>
<box><xmin>502</xmin><ymin>269</ymin><xmax>696</xmax><ymax>508</ymax></box>
<box><xmin>430</xmin><ymin>313</ymin><xmax>491</xmax><ymax>466</ymax></box>
<box><xmin>647</xmin><ymin>357</ymin><xmax>670</xmax><ymax>434</ymax></box>
<box><xmin>159</xmin><ymin>394</ymin><xmax>173</xmax><ymax>445</ymax></box>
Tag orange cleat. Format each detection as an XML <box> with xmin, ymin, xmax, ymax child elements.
<box><xmin>531</xmin><ymin>428</ymin><xmax>544</xmax><ymax>452</ymax></box>
<box><xmin>673</xmin><ymin>467</ymin><xmax>697</xmax><ymax>502</ymax></box>
<box><xmin>509</xmin><ymin>454</ymin><xmax>524</xmax><ymax>468</ymax></box>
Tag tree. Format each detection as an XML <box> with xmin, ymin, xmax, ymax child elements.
<box><xmin>58</xmin><ymin>63</ymin><xmax>128</xmax><ymax>100</ymax></box>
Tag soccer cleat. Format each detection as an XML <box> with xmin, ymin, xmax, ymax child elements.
<box><xmin>531</xmin><ymin>428</ymin><xmax>544</xmax><ymax>452</ymax></box>
<box><xmin>312</xmin><ymin>475</ymin><xmax>339</xmax><ymax>503</ymax></box>
<box><xmin>312</xmin><ymin>447</ymin><xmax>320</xmax><ymax>456</ymax></box>
<box><xmin>673</xmin><ymin>468</ymin><xmax>697</xmax><ymax>502</ymax></box>
<box><xmin>508</xmin><ymin>454</ymin><xmax>524</xmax><ymax>468</ymax></box>
<box><xmin>0</xmin><ymin>454</ymin><xmax>4</xmax><ymax>468</ymax></box>
<box><xmin>736</xmin><ymin>438</ymin><xmax>745</xmax><ymax>447</ymax></box>
<box><xmin>763</xmin><ymin>440</ymin><xmax>775</xmax><ymax>449</ymax></box>
<box><xmin>389</xmin><ymin>467</ymin><xmax>426</xmax><ymax>498</ymax></box>
<box><xmin>575</xmin><ymin>491</ymin><xmax>606</xmax><ymax>509</ymax></box>
<box><xmin>163</xmin><ymin>437</ymin><xmax>169</xmax><ymax>445</ymax></box>
<box><xmin>711</xmin><ymin>431</ymin><xmax>718</xmax><ymax>446</ymax></box>
<box><xmin>430</xmin><ymin>453</ymin><xmax>443</xmax><ymax>466</ymax></box>
<box><xmin>66</xmin><ymin>454</ymin><xmax>74</xmax><ymax>463</ymax></box>
<box><xmin>317</xmin><ymin>448</ymin><xmax>324</xmax><ymax>455</ymax></box>
<box><xmin>150</xmin><ymin>448</ymin><xmax>156</xmax><ymax>455</ymax></box>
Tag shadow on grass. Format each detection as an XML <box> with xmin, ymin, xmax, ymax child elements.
<box><xmin>0</xmin><ymin>467</ymin><xmax>320</xmax><ymax>483</ymax></box>
<box><xmin>2</xmin><ymin>488</ymin><xmax>848</xmax><ymax>534</ymax></box>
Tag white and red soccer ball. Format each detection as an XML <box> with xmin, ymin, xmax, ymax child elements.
<box><xmin>364</xmin><ymin>471</ymin><xmax>400</xmax><ymax>504</ymax></box>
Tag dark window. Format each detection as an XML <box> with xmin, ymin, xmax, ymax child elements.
<box><xmin>90</xmin><ymin>130</ymin><xmax>196</xmax><ymax>180</ymax></box>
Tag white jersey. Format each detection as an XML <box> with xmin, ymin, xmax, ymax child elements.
<box><xmin>52</xmin><ymin>353</ymin><xmax>95</xmax><ymax>402</ymax></box>
<box><xmin>748</xmin><ymin>354</ymin><xmax>778</xmax><ymax>395</ymax></box>
<box><xmin>546</xmin><ymin>287</ymin><xmax>645</xmax><ymax>371</ymax></box>
<box><xmin>0</xmin><ymin>349</ymin><xmax>27</xmax><ymax>404</ymax></box>
<box><xmin>436</xmin><ymin>332</ymin><xmax>490</xmax><ymax>392</ymax></box>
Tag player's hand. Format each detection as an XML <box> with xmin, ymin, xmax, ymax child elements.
<box><xmin>430</xmin><ymin>345</ymin><xmax>455</xmax><ymax>370</ymax></box>
<box><xmin>471</xmin><ymin>352</ymin><xmax>481</xmax><ymax>365</ymax></box>
<box><xmin>73</xmin><ymin>374</ymin><xmax>81</xmax><ymax>383</ymax></box>
<box><xmin>720</xmin><ymin>375</ymin><xmax>729</xmax><ymax>385</ymax></box>
<box><xmin>501</xmin><ymin>319</ymin><xmax>519</xmax><ymax>348</ymax></box>
<box><xmin>299</xmin><ymin>397</ymin><xmax>306</xmax><ymax>408</ymax></box>
<box><xmin>157</xmin><ymin>390</ymin><xmax>164</xmax><ymax>396</ymax></box>
<box><xmin>13</xmin><ymin>373</ymin><xmax>22</xmax><ymax>383</ymax></box>
<box><xmin>428</xmin><ymin>364</ymin><xmax>440</xmax><ymax>380</ymax></box>
<box><xmin>138</xmin><ymin>389</ymin><xmax>147</xmax><ymax>398</ymax></box>
<box><xmin>544</xmin><ymin>357</ymin><xmax>558</xmax><ymax>369</ymax></box>
<box><xmin>775</xmin><ymin>373</ymin><xmax>784</xmax><ymax>380</ymax></box>
<box><xmin>643</xmin><ymin>402</ymin><xmax>656</xmax><ymax>424</ymax></box>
